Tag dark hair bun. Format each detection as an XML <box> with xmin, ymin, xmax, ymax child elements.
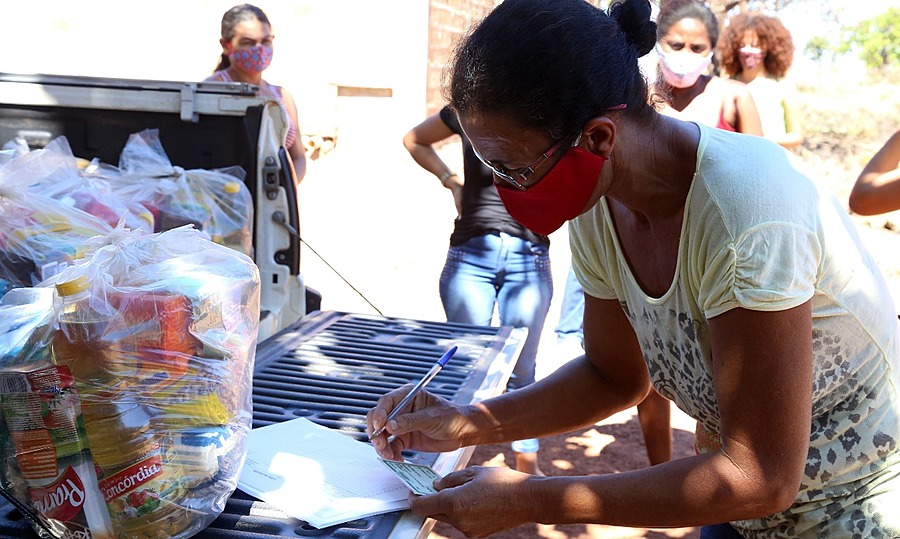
<box><xmin>610</xmin><ymin>0</ymin><xmax>657</xmax><ymax>57</ymax></box>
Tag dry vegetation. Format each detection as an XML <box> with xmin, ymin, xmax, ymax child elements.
<box><xmin>794</xmin><ymin>69</ymin><xmax>899</xmax><ymax>185</ymax></box>
<box><xmin>793</xmin><ymin>68</ymin><xmax>900</xmax><ymax>290</ymax></box>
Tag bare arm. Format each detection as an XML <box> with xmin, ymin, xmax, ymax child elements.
<box><xmin>411</xmin><ymin>303</ymin><xmax>813</xmax><ymax>536</ymax></box>
<box><xmin>402</xmin><ymin>113</ymin><xmax>464</xmax><ymax>215</ymax></box>
<box><xmin>369</xmin><ymin>295</ymin><xmax>650</xmax><ymax>458</ymax></box>
<box><xmin>529</xmin><ymin>304</ymin><xmax>812</xmax><ymax>527</ymax></box>
<box><xmin>849</xmin><ymin>130</ymin><xmax>900</xmax><ymax>215</ymax></box>
<box><xmin>732</xmin><ymin>83</ymin><xmax>764</xmax><ymax>137</ymax></box>
<box><xmin>460</xmin><ymin>294</ymin><xmax>652</xmax><ymax>445</ymax></box>
<box><xmin>280</xmin><ymin>88</ymin><xmax>307</xmax><ymax>184</ymax></box>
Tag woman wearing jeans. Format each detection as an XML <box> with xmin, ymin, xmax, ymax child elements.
<box><xmin>403</xmin><ymin>104</ymin><xmax>553</xmax><ymax>475</ymax></box>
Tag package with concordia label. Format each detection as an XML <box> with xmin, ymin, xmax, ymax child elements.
<box><xmin>0</xmin><ymin>224</ymin><xmax>260</xmax><ymax>539</ymax></box>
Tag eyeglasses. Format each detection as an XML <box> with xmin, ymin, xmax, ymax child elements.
<box><xmin>472</xmin><ymin>104</ymin><xmax>626</xmax><ymax>191</ymax></box>
<box><xmin>473</xmin><ymin>137</ymin><xmax>567</xmax><ymax>191</ymax></box>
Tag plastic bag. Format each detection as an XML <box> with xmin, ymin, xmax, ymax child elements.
<box><xmin>1</xmin><ymin>136</ymin><xmax>30</xmax><ymax>165</ymax></box>
<box><xmin>110</xmin><ymin>129</ymin><xmax>254</xmax><ymax>257</ymax></box>
<box><xmin>0</xmin><ymin>288</ymin><xmax>55</xmax><ymax>371</ymax></box>
<box><xmin>0</xmin><ymin>147</ymin><xmax>114</xmax><ymax>296</ymax></box>
<box><xmin>20</xmin><ymin>137</ymin><xmax>156</xmax><ymax>233</ymax></box>
<box><xmin>0</xmin><ymin>224</ymin><xmax>260</xmax><ymax>539</ymax></box>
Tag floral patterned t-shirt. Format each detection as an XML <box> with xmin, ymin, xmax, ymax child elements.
<box><xmin>569</xmin><ymin>124</ymin><xmax>900</xmax><ymax>538</ymax></box>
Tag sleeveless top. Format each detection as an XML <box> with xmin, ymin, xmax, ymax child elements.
<box><xmin>205</xmin><ymin>70</ymin><xmax>298</xmax><ymax>150</ymax></box>
<box><xmin>746</xmin><ymin>77</ymin><xmax>789</xmax><ymax>138</ymax></box>
<box><xmin>439</xmin><ymin>106</ymin><xmax>548</xmax><ymax>247</ymax></box>
<box><xmin>715</xmin><ymin>105</ymin><xmax>736</xmax><ymax>132</ymax></box>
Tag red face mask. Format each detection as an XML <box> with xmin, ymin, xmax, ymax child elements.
<box><xmin>495</xmin><ymin>147</ymin><xmax>607</xmax><ymax>236</ymax></box>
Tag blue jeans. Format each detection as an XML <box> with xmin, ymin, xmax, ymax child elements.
<box><xmin>700</xmin><ymin>524</ymin><xmax>744</xmax><ymax>538</ymax></box>
<box><xmin>440</xmin><ymin>232</ymin><xmax>553</xmax><ymax>389</ymax></box>
<box><xmin>555</xmin><ymin>264</ymin><xmax>584</xmax><ymax>345</ymax></box>
<box><xmin>440</xmin><ymin>232</ymin><xmax>552</xmax><ymax>454</ymax></box>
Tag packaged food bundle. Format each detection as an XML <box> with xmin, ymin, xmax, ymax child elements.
<box><xmin>0</xmin><ymin>225</ymin><xmax>260</xmax><ymax>539</ymax></box>
<box><xmin>109</xmin><ymin>129</ymin><xmax>254</xmax><ymax>257</ymax></box>
<box><xmin>0</xmin><ymin>363</ymin><xmax>115</xmax><ymax>539</ymax></box>
<box><xmin>2</xmin><ymin>136</ymin><xmax>154</xmax><ymax>234</ymax></box>
<box><xmin>0</xmin><ymin>148</ymin><xmax>114</xmax><ymax>296</ymax></box>
<box><xmin>30</xmin><ymin>137</ymin><xmax>155</xmax><ymax>233</ymax></box>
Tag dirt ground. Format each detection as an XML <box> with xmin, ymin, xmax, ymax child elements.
<box><xmin>295</xmin><ymin>75</ymin><xmax>899</xmax><ymax>539</ymax></box>
<box><xmin>427</xmin><ymin>405</ymin><xmax>703</xmax><ymax>539</ymax></box>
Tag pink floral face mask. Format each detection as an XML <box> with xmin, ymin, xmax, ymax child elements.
<box><xmin>228</xmin><ymin>44</ymin><xmax>273</xmax><ymax>73</ymax></box>
<box><xmin>739</xmin><ymin>46</ymin><xmax>765</xmax><ymax>71</ymax></box>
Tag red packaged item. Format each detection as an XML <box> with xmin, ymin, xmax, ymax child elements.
<box><xmin>106</xmin><ymin>292</ymin><xmax>197</xmax><ymax>391</ymax></box>
<box><xmin>0</xmin><ymin>365</ymin><xmax>114</xmax><ymax>539</ymax></box>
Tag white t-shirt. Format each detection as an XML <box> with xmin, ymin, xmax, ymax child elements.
<box><xmin>746</xmin><ymin>77</ymin><xmax>789</xmax><ymax>139</ymax></box>
<box><xmin>569</xmin><ymin>124</ymin><xmax>900</xmax><ymax>538</ymax></box>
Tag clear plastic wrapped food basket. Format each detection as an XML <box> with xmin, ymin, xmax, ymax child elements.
<box><xmin>0</xmin><ymin>225</ymin><xmax>260</xmax><ymax>539</ymax></box>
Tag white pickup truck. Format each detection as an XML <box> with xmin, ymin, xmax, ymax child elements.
<box><xmin>0</xmin><ymin>73</ymin><xmax>523</xmax><ymax>539</ymax></box>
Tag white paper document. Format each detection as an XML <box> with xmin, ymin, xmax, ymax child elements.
<box><xmin>237</xmin><ymin>417</ymin><xmax>414</xmax><ymax>529</ymax></box>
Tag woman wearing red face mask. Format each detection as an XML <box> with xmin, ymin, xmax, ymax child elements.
<box><xmin>654</xmin><ymin>0</ymin><xmax>762</xmax><ymax>137</ymax></box>
<box><xmin>206</xmin><ymin>4</ymin><xmax>306</xmax><ymax>184</ymax></box>
<box><xmin>367</xmin><ymin>0</ymin><xmax>900</xmax><ymax>537</ymax></box>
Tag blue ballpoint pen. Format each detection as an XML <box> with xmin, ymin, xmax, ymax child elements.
<box><xmin>369</xmin><ymin>345</ymin><xmax>458</xmax><ymax>440</ymax></box>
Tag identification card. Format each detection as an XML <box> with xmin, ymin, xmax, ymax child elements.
<box><xmin>379</xmin><ymin>459</ymin><xmax>441</xmax><ymax>495</ymax></box>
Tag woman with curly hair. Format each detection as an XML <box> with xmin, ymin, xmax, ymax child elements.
<box><xmin>719</xmin><ymin>13</ymin><xmax>803</xmax><ymax>149</ymax></box>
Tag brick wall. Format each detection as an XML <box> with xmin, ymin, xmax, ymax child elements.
<box><xmin>425</xmin><ymin>0</ymin><xmax>496</xmax><ymax>117</ymax></box>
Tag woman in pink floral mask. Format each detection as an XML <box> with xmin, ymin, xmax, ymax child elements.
<box><xmin>206</xmin><ymin>4</ymin><xmax>306</xmax><ymax>184</ymax></box>
<box><xmin>719</xmin><ymin>12</ymin><xmax>803</xmax><ymax>149</ymax></box>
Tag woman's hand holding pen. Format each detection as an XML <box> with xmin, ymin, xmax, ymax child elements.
<box><xmin>367</xmin><ymin>387</ymin><xmax>473</xmax><ymax>460</ymax></box>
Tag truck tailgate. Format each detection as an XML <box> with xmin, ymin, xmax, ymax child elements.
<box><xmin>0</xmin><ymin>310</ymin><xmax>523</xmax><ymax>539</ymax></box>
